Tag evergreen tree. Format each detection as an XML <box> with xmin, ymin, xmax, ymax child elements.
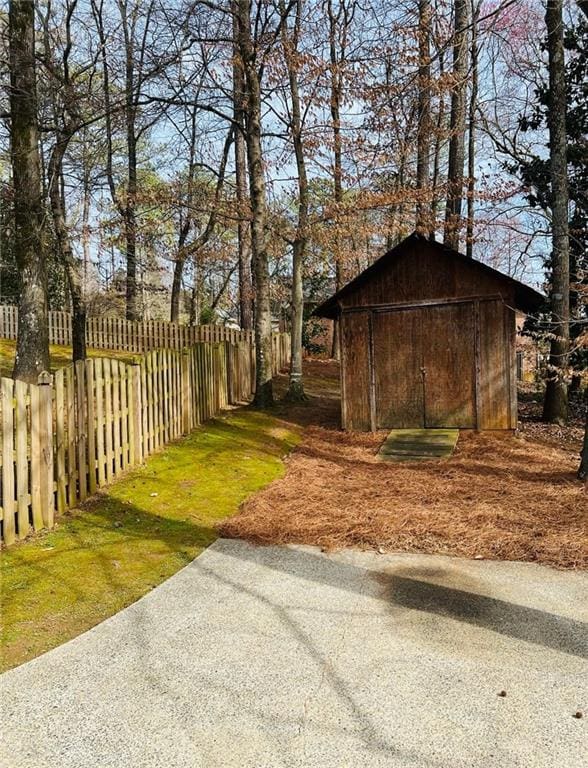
<box><xmin>513</xmin><ymin>17</ymin><xmax>587</xmax><ymax>389</ymax></box>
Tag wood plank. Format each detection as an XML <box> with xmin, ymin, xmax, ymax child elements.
<box><xmin>477</xmin><ymin>300</ymin><xmax>512</xmax><ymax>429</ymax></box>
<box><xmin>120</xmin><ymin>362</ymin><xmax>129</xmax><ymax>469</ymax></box>
<box><xmin>2</xmin><ymin>378</ymin><xmax>16</xmax><ymax>544</ymax></box>
<box><xmin>14</xmin><ymin>379</ymin><xmax>30</xmax><ymax>538</ymax></box>
<box><xmin>146</xmin><ymin>351</ymin><xmax>153</xmax><ymax>450</ymax></box>
<box><xmin>35</xmin><ymin>373</ymin><xmax>55</xmax><ymax>528</ymax></box>
<box><xmin>142</xmin><ymin>358</ymin><xmax>150</xmax><ymax>457</ymax></box>
<box><xmin>372</xmin><ymin>308</ymin><xmax>425</xmax><ymax>429</ymax></box>
<box><xmin>341</xmin><ymin>312</ymin><xmax>372</xmax><ymax>430</ymax></box>
<box><xmin>104</xmin><ymin>357</ymin><xmax>113</xmax><ymax>482</ymax></box>
<box><xmin>111</xmin><ymin>359</ymin><xmax>122</xmax><ymax>473</ymax></box>
<box><xmin>29</xmin><ymin>384</ymin><xmax>43</xmax><ymax>531</ymax></box>
<box><xmin>94</xmin><ymin>358</ymin><xmax>106</xmax><ymax>486</ymax></box>
<box><xmin>130</xmin><ymin>363</ymin><xmax>142</xmax><ymax>465</ymax></box>
<box><xmin>162</xmin><ymin>349</ymin><xmax>170</xmax><ymax>444</ymax></box>
<box><xmin>422</xmin><ymin>303</ymin><xmax>476</xmax><ymax>428</ymax></box>
<box><xmin>182</xmin><ymin>351</ymin><xmax>191</xmax><ymax>434</ymax></box>
<box><xmin>54</xmin><ymin>370</ymin><xmax>67</xmax><ymax>514</ymax></box>
<box><xmin>65</xmin><ymin>365</ymin><xmax>77</xmax><ymax>507</ymax></box>
<box><xmin>86</xmin><ymin>360</ymin><xmax>97</xmax><ymax>494</ymax></box>
<box><xmin>377</xmin><ymin>428</ymin><xmax>459</xmax><ymax>461</ymax></box>
<box><xmin>75</xmin><ymin>361</ymin><xmax>88</xmax><ymax>501</ymax></box>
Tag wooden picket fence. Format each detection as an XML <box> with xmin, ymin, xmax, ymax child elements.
<box><xmin>0</xmin><ymin>337</ymin><xmax>288</xmax><ymax>547</ymax></box>
<box><xmin>0</xmin><ymin>305</ymin><xmax>255</xmax><ymax>353</ymax></box>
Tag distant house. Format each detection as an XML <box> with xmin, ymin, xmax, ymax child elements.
<box><xmin>314</xmin><ymin>233</ymin><xmax>543</xmax><ymax>431</ymax></box>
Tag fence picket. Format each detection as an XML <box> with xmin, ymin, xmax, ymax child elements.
<box><xmin>75</xmin><ymin>361</ymin><xmax>88</xmax><ymax>502</ymax></box>
<box><xmin>120</xmin><ymin>362</ymin><xmax>129</xmax><ymax>470</ymax></box>
<box><xmin>65</xmin><ymin>365</ymin><xmax>77</xmax><ymax>507</ymax></box>
<box><xmin>15</xmin><ymin>379</ymin><xmax>29</xmax><ymax>538</ymax></box>
<box><xmin>2</xmin><ymin>378</ymin><xmax>16</xmax><ymax>545</ymax></box>
<box><xmin>54</xmin><ymin>370</ymin><xmax>67</xmax><ymax>513</ymax></box>
<box><xmin>104</xmin><ymin>358</ymin><xmax>113</xmax><ymax>483</ymax></box>
<box><xmin>29</xmin><ymin>384</ymin><xmax>43</xmax><ymax>531</ymax></box>
<box><xmin>94</xmin><ymin>358</ymin><xmax>106</xmax><ymax>486</ymax></box>
<box><xmin>39</xmin><ymin>376</ymin><xmax>54</xmax><ymax>526</ymax></box>
<box><xmin>112</xmin><ymin>361</ymin><xmax>122</xmax><ymax>473</ymax></box>
<box><xmin>0</xmin><ymin>330</ymin><xmax>290</xmax><ymax>546</ymax></box>
<box><xmin>86</xmin><ymin>360</ymin><xmax>97</xmax><ymax>494</ymax></box>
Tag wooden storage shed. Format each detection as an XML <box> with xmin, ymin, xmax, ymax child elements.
<box><xmin>314</xmin><ymin>233</ymin><xmax>543</xmax><ymax>432</ymax></box>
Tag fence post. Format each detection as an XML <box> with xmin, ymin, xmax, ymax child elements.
<box><xmin>1</xmin><ymin>377</ymin><xmax>16</xmax><ymax>545</ymax></box>
<box><xmin>181</xmin><ymin>349</ymin><xmax>192</xmax><ymax>434</ymax></box>
<box><xmin>38</xmin><ymin>371</ymin><xmax>55</xmax><ymax>529</ymax></box>
<box><xmin>226</xmin><ymin>342</ymin><xmax>234</xmax><ymax>405</ymax></box>
<box><xmin>130</xmin><ymin>362</ymin><xmax>143</xmax><ymax>465</ymax></box>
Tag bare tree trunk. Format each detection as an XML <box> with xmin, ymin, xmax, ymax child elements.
<box><xmin>236</xmin><ymin>0</ymin><xmax>273</xmax><ymax>406</ymax></box>
<box><xmin>282</xmin><ymin>0</ymin><xmax>308</xmax><ymax>401</ymax></box>
<box><xmin>172</xmin><ymin>126</ymin><xmax>233</xmax><ymax>323</ymax></box>
<box><xmin>94</xmin><ymin>0</ymin><xmax>141</xmax><ymax>321</ymax></box>
<box><xmin>170</xmin><ymin>254</ymin><xmax>185</xmax><ymax>323</ymax></box>
<box><xmin>48</xmin><ymin>139</ymin><xmax>86</xmax><ymax>360</ymax></box>
<box><xmin>416</xmin><ymin>0</ymin><xmax>431</xmax><ymax>234</ymax></box>
<box><xmin>124</xmin><ymin>98</ymin><xmax>139</xmax><ymax>321</ymax></box>
<box><xmin>542</xmin><ymin>0</ymin><xmax>570</xmax><ymax>425</ymax></box>
<box><xmin>326</xmin><ymin>0</ymin><xmax>352</xmax><ymax>361</ymax></box>
<box><xmin>9</xmin><ymin>0</ymin><xmax>50</xmax><ymax>382</ymax></box>
<box><xmin>81</xmin><ymin>151</ymin><xmax>91</xmax><ymax>292</ymax></box>
<box><xmin>465</xmin><ymin>0</ymin><xmax>479</xmax><ymax>258</ymax></box>
<box><xmin>170</xmin><ymin>108</ymin><xmax>197</xmax><ymax>323</ymax></box>
<box><xmin>189</xmin><ymin>253</ymin><xmax>201</xmax><ymax>325</ymax></box>
<box><xmin>233</xmin><ymin>8</ymin><xmax>253</xmax><ymax>331</ymax></box>
<box><xmin>430</xmin><ymin>45</ymin><xmax>446</xmax><ymax>240</ymax></box>
<box><xmin>443</xmin><ymin>0</ymin><xmax>470</xmax><ymax>250</ymax></box>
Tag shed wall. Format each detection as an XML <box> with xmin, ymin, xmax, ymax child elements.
<box><xmin>339</xmin><ymin>239</ymin><xmax>516</xmax><ymax>310</ymax></box>
<box><xmin>340</xmin><ymin>311</ymin><xmax>371</xmax><ymax>430</ymax></box>
<box><xmin>340</xmin><ymin>297</ymin><xmax>515</xmax><ymax>431</ymax></box>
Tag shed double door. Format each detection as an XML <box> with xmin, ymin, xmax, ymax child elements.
<box><xmin>372</xmin><ymin>303</ymin><xmax>477</xmax><ymax>429</ymax></box>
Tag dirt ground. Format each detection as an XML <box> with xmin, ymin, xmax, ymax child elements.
<box><xmin>220</xmin><ymin>360</ymin><xmax>588</xmax><ymax>570</ymax></box>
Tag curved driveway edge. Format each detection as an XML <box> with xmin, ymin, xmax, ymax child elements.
<box><xmin>1</xmin><ymin>539</ymin><xmax>586</xmax><ymax>767</ymax></box>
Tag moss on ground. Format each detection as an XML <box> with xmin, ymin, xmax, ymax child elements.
<box><xmin>0</xmin><ymin>410</ymin><xmax>299</xmax><ymax>672</ymax></box>
<box><xmin>0</xmin><ymin>338</ymin><xmax>139</xmax><ymax>378</ymax></box>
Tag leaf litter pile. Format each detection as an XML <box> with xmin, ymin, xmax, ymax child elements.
<box><xmin>219</xmin><ymin>361</ymin><xmax>587</xmax><ymax>569</ymax></box>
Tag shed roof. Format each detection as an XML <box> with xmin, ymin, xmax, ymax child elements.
<box><xmin>313</xmin><ymin>232</ymin><xmax>545</xmax><ymax>319</ymax></box>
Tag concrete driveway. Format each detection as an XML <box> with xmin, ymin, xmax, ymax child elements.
<box><xmin>1</xmin><ymin>539</ymin><xmax>586</xmax><ymax>768</ymax></box>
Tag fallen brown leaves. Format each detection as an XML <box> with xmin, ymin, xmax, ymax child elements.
<box><xmin>219</xmin><ymin>361</ymin><xmax>587</xmax><ymax>569</ymax></box>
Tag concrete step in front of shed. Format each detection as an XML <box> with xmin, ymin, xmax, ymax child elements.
<box><xmin>377</xmin><ymin>429</ymin><xmax>459</xmax><ymax>461</ymax></box>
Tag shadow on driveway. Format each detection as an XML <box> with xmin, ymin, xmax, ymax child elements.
<box><xmin>219</xmin><ymin>542</ymin><xmax>588</xmax><ymax>659</ymax></box>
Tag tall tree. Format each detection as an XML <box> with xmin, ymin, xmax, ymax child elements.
<box><xmin>415</xmin><ymin>0</ymin><xmax>431</xmax><ymax>235</ymax></box>
<box><xmin>41</xmin><ymin>0</ymin><xmax>89</xmax><ymax>360</ymax></box>
<box><xmin>542</xmin><ymin>0</ymin><xmax>570</xmax><ymax>425</ymax></box>
<box><xmin>9</xmin><ymin>0</ymin><xmax>50</xmax><ymax>381</ymax></box>
<box><xmin>235</xmin><ymin>0</ymin><xmax>274</xmax><ymax>406</ymax></box>
<box><xmin>233</xmin><ymin>7</ymin><xmax>253</xmax><ymax>330</ymax></box>
<box><xmin>465</xmin><ymin>0</ymin><xmax>480</xmax><ymax>257</ymax></box>
<box><xmin>430</xmin><ymin>39</ymin><xmax>447</xmax><ymax>239</ymax></box>
<box><xmin>172</xmin><ymin>126</ymin><xmax>234</xmax><ymax>322</ymax></box>
<box><xmin>325</xmin><ymin>0</ymin><xmax>354</xmax><ymax>357</ymax></box>
<box><xmin>281</xmin><ymin>0</ymin><xmax>308</xmax><ymax>400</ymax></box>
<box><xmin>443</xmin><ymin>0</ymin><xmax>470</xmax><ymax>250</ymax></box>
<box><xmin>170</xmin><ymin>105</ymin><xmax>198</xmax><ymax>323</ymax></box>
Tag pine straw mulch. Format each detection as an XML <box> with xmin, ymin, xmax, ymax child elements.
<box><xmin>518</xmin><ymin>383</ymin><xmax>585</xmax><ymax>449</ymax></box>
<box><xmin>219</xmin><ymin>360</ymin><xmax>588</xmax><ymax>570</ymax></box>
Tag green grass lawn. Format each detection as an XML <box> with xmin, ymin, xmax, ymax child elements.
<box><xmin>0</xmin><ymin>409</ymin><xmax>299</xmax><ymax>672</ymax></box>
<box><xmin>0</xmin><ymin>338</ymin><xmax>139</xmax><ymax>377</ymax></box>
